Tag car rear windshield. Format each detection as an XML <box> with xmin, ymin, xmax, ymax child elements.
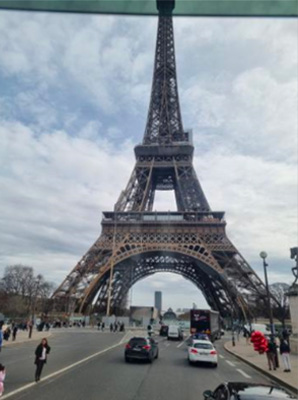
<box><xmin>129</xmin><ymin>338</ymin><xmax>147</xmax><ymax>346</ymax></box>
<box><xmin>230</xmin><ymin>386</ymin><xmax>293</xmax><ymax>399</ymax></box>
<box><xmin>194</xmin><ymin>343</ymin><xmax>213</xmax><ymax>349</ymax></box>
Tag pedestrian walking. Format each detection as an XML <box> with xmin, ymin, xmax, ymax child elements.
<box><xmin>101</xmin><ymin>322</ymin><xmax>105</xmax><ymax>332</ymax></box>
<box><xmin>34</xmin><ymin>338</ymin><xmax>51</xmax><ymax>382</ymax></box>
<box><xmin>3</xmin><ymin>327</ymin><xmax>10</xmax><ymax>341</ymax></box>
<box><xmin>266</xmin><ymin>337</ymin><xmax>277</xmax><ymax>371</ymax></box>
<box><xmin>97</xmin><ymin>322</ymin><xmax>101</xmax><ymax>331</ymax></box>
<box><xmin>12</xmin><ymin>325</ymin><xmax>18</xmax><ymax>341</ymax></box>
<box><xmin>110</xmin><ymin>323</ymin><xmax>113</xmax><ymax>333</ymax></box>
<box><xmin>280</xmin><ymin>339</ymin><xmax>291</xmax><ymax>372</ymax></box>
<box><xmin>0</xmin><ymin>364</ymin><xmax>6</xmax><ymax>397</ymax></box>
<box><xmin>28</xmin><ymin>320</ymin><xmax>33</xmax><ymax>339</ymax></box>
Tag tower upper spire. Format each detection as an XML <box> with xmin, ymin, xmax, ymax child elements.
<box><xmin>143</xmin><ymin>0</ymin><xmax>187</xmax><ymax>145</ymax></box>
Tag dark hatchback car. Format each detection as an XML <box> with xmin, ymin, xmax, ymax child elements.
<box><xmin>125</xmin><ymin>337</ymin><xmax>159</xmax><ymax>363</ymax></box>
<box><xmin>203</xmin><ymin>383</ymin><xmax>297</xmax><ymax>400</ymax></box>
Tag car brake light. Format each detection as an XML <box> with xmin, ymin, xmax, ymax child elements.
<box><xmin>143</xmin><ymin>345</ymin><xmax>151</xmax><ymax>350</ymax></box>
<box><xmin>210</xmin><ymin>350</ymin><xmax>217</xmax><ymax>355</ymax></box>
<box><xmin>125</xmin><ymin>344</ymin><xmax>131</xmax><ymax>349</ymax></box>
<box><xmin>190</xmin><ymin>348</ymin><xmax>198</xmax><ymax>354</ymax></box>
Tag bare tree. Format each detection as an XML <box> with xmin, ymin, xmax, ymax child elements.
<box><xmin>270</xmin><ymin>283</ymin><xmax>290</xmax><ymax>325</ymax></box>
<box><xmin>0</xmin><ymin>265</ymin><xmax>56</xmax><ymax>318</ymax></box>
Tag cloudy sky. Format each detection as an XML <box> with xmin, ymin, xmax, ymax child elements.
<box><xmin>0</xmin><ymin>9</ymin><xmax>297</xmax><ymax>311</ymax></box>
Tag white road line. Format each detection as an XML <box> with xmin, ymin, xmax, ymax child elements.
<box><xmin>237</xmin><ymin>369</ymin><xmax>252</xmax><ymax>379</ymax></box>
<box><xmin>219</xmin><ymin>355</ymin><xmax>225</xmax><ymax>359</ymax></box>
<box><xmin>226</xmin><ymin>360</ymin><xmax>236</xmax><ymax>367</ymax></box>
<box><xmin>177</xmin><ymin>341</ymin><xmax>184</xmax><ymax>348</ymax></box>
<box><xmin>1</xmin><ymin>337</ymin><xmax>129</xmax><ymax>399</ymax></box>
<box><xmin>119</xmin><ymin>331</ymin><xmax>131</xmax><ymax>344</ymax></box>
<box><xmin>165</xmin><ymin>342</ymin><xmax>171</xmax><ymax>347</ymax></box>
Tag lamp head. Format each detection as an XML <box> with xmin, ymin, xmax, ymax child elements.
<box><xmin>260</xmin><ymin>251</ymin><xmax>268</xmax><ymax>260</ymax></box>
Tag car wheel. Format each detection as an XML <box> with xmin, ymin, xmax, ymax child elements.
<box><xmin>155</xmin><ymin>351</ymin><xmax>159</xmax><ymax>359</ymax></box>
<box><xmin>188</xmin><ymin>358</ymin><xmax>193</xmax><ymax>365</ymax></box>
<box><xmin>125</xmin><ymin>357</ymin><xmax>130</xmax><ymax>363</ymax></box>
<box><xmin>212</xmin><ymin>363</ymin><xmax>218</xmax><ymax>368</ymax></box>
<box><xmin>148</xmin><ymin>356</ymin><xmax>153</xmax><ymax>363</ymax></box>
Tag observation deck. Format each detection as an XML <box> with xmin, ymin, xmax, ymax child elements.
<box><xmin>102</xmin><ymin>211</ymin><xmax>226</xmax><ymax>226</ymax></box>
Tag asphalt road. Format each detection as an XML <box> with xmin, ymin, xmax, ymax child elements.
<box><xmin>0</xmin><ymin>330</ymin><xmax>276</xmax><ymax>400</ymax></box>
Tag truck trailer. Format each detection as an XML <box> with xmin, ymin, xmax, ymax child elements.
<box><xmin>190</xmin><ymin>309</ymin><xmax>220</xmax><ymax>342</ymax></box>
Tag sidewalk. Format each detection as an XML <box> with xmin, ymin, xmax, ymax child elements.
<box><xmin>224</xmin><ymin>337</ymin><xmax>298</xmax><ymax>394</ymax></box>
<box><xmin>1</xmin><ymin>329</ymin><xmax>52</xmax><ymax>348</ymax></box>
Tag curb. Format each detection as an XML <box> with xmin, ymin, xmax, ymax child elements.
<box><xmin>2</xmin><ymin>332</ymin><xmax>52</xmax><ymax>348</ymax></box>
<box><xmin>224</xmin><ymin>342</ymin><xmax>298</xmax><ymax>395</ymax></box>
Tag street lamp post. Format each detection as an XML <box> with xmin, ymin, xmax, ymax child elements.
<box><xmin>260</xmin><ymin>251</ymin><xmax>279</xmax><ymax>368</ymax></box>
<box><xmin>29</xmin><ymin>278</ymin><xmax>40</xmax><ymax>338</ymax></box>
<box><xmin>259</xmin><ymin>251</ymin><xmax>275</xmax><ymax>336</ymax></box>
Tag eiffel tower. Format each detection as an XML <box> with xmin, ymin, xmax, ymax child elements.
<box><xmin>53</xmin><ymin>0</ymin><xmax>278</xmax><ymax>319</ymax></box>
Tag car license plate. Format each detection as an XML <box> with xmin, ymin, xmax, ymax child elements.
<box><xmin>133</xmin><ymin>348</ymin><xmax>141</xmax><ymax>351</ymax></box>
<box><xmin>199</xmin><ymin>352</ymin><xmax>207</xmax><ymax>355</ymax></box>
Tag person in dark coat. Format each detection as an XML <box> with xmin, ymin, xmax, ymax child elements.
<box><xmin>12</xmin><ymin>326</ymin><xmax>18</xmax><ymax>341</ymax></box>
<box><xmin>282</xmin><ymin>328</ymin><xmax>290</xmax><ymax>344</ymax></box>
<box><xmin>280</xmin><ymin>339</ymin><xmax>291</xmax><ymax>372</ymax></box>
<box><xmin>3</xmin><ymin>328</ymin><xmax>10</xmax><ymax>341</ymax></box>
<box><xmin>266</xmin><ymin>337</ymin><xmax>277</xmax><ymax>371</ymax></box>
<box><xmin>34</xmin><ymin>338</ymin><xmax>51</xmax><ymax>382</ymax></box>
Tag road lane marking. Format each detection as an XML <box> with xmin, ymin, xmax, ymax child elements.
<box><xmin>226</xmin><ymin>360</ymin><xmax>236</xmax><ymax>367</ymax></box>
<box><xmin>1</xmin><ymin>335</ymin><xmax>131</xmax><ymax>399</ymax></box>
<box><xmin>119</xmin><ymin>331</ymin><xmax>130</xmax><ymax>344</ymax></box>
<box><xmin>177</xmin><ymin>336</ymin><xmax>190</xmax><ymax>348</ymax></box>
<box><xmin>219</xmin><ymin>355</ymin><xmax>224</xmax><ymax>359</ymax></box>
<box><xmin>237</xmin><ymin>369</ymin><xmax>252</xmax><ymax>379</ymax></box>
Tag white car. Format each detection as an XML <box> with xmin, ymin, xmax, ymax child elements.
<box><xmin>245</xmin><ymin>323</ymin><xmax>271</xmax><ymax>337</ymax></box>
<box><xmin>167</xmin><ymin>325</ymin><xmax>183</xmax><ymax>340</ymax></box>
<box><xmin>188</xmin><ymin>339</ymin><xmax>218</xmax><ymax>367</ymax></box>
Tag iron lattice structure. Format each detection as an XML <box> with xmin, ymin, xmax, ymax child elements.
<box><xmin>53</xmin><ymin>1</ymin><xmax>279</xmax><ymax>318</ymax></box>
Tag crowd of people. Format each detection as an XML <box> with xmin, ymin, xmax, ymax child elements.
<box><xmin>0</xmin><ymin>320</ymin><xmax>32</xmax><ymax>350</ymax></box>
<box><xmin>108</xmin><ymin>321</ymin><xmax>125</xmax><ymax>332</ymax></box>
<box><xmin>244</xmin><ymin>326</ymin><xmax>292</xmax><ymax>373</ymax></box>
